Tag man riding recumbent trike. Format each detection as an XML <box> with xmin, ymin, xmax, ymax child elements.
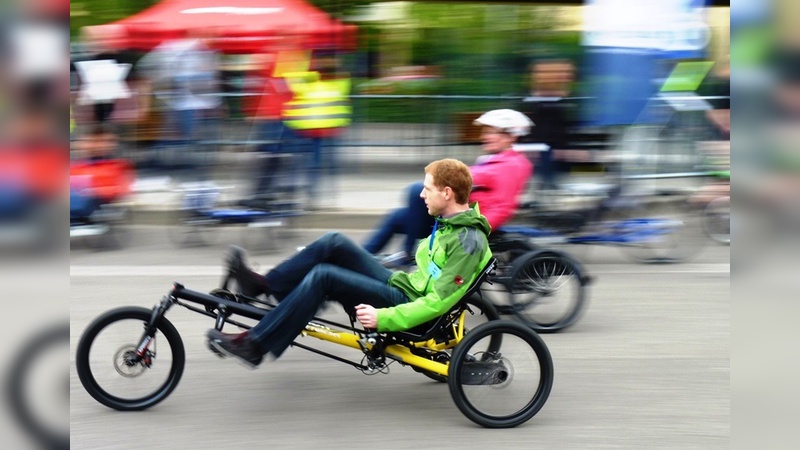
<box><xmin>75</xmin><ymin>159</ymin><xmax>554</xmax><ymax>428</ymax></box>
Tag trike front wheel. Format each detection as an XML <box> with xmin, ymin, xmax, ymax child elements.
<box><xmin>448</xmin><ymin>321</ymin><xmax>553</xmax><ymax>428</ymax></box>
<box><xmin>76</xmin><ymin>306</ymin><xmax>185</xmax><ymax>411</ymax></box>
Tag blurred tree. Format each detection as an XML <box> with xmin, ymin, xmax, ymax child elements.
<box><xmin>70</xmin><ymin>0</ymin><xmax>158</xmax><ymax>40</ymax></box>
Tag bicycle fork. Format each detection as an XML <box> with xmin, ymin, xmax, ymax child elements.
<box><xmin>135</xmin><ymin>286</ymin><xmax>180</xmax><ymax>363</ymax></box>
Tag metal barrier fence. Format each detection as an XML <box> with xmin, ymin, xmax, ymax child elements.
<box><xmin>71</xmin><ymin>92</ymin><xmax>729</xmax><ymax>175</ymax></box>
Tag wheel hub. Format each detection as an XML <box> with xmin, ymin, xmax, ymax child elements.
<box><xmin>461</xmin><ymin>353</ymin><xmax>513</xmax><ymax>388</ymax></box>
<box><xmin>113</xmin><ymin>346</ymin><xmax>148</xmax><ymax>378</ymax></box>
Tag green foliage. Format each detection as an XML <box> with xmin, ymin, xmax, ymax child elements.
<box><xmin>70</xmin><ymin>0</ymin><xmax>159</xmax><ymax>40</ymax></box>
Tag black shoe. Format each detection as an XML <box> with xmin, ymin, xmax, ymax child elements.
<box><xmin>226</xmin><ymin>245</ymin><xmax>270</xmax><ymax>298</ymax></box>
<box><xmin>206</xmin><ymin>329</ymin><xmax>263</xmax><ymax>369</ymax></box>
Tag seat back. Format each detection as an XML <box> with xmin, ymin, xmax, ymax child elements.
<box><xmin>389</xmin><ymin>257</ymin><xmax>497</xmax><ymax>342</ymax></box>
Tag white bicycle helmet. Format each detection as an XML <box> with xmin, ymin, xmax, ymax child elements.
<box><xmin>472</xmin><ymin>109</ymin><xmax>534</xmax><ymax>137</ymax></box>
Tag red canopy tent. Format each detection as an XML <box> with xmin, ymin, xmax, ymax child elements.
<box><xmin>93</xmin><ymin>0</ymin><xmax>357</xmax><ymax>54</ymax></box>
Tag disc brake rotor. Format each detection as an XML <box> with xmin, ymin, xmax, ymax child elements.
<box><xmin>113</xmin><ymin>345</ymin><xmax>147</xmax><ymax>378</ymax></box>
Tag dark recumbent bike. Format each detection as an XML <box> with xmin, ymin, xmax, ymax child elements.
<box><xmin>482</xmin><ymin>232</ymin><xmax>593</xmax><ymax>333</ymax></box>
<box><xmin>75</xmin><ymin>257</ymin><xmax>554</xmax><ymax>428</ymax></box>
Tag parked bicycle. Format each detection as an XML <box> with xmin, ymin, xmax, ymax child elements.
<box><xmin>167</xmin><ymin>181</ymin><xmax>304</xmax><ymax>251</ymax></box>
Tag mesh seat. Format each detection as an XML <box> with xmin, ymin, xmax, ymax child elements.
<box><xmin>387</xmin><ymin>258</ymin><xmax>497</xmax><ymax>343</ymax></box>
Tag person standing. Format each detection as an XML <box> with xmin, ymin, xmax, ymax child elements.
<box><xmin>516</xmin><ymin>59</ymin><xmax>577</xmax><ymax>190</ymax></box>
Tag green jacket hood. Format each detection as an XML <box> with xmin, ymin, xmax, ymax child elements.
<box><xmin>439</xmin><ymin>202</ymin><xmax>492</xmax><ymax>235</ymax></box>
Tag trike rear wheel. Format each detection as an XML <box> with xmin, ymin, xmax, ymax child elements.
<box><xmin>76</xmin><ymin>307</ymin><xmax>185</xmax><ymax>411</ymax></box>
<box><xmin>448</xmin><ymin>321</ymin><xmax>553</xmax><ymax>428</ymax></box>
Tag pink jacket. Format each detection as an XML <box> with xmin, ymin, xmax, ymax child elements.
<box><xmin>469</xmin><ymin>150</ymin><xmax>533</xmax><ymax>232</ymax></box>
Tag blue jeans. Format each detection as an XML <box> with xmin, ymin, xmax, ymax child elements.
<box><xmin>70</xmin><ymin>189</ymin><xmax>102</xmax><ymax>221</ymax></box>
<box><xmin>362</xmin><ymin>182</ymin><xmax>435</xmax><ymax>256</ymax></box>
<box><xmin>249</xmin><ymin>232</ymin><xmax>410</xmax><ymax>358</ymax></box>
<box><xmin>251</xmin><ymin>120</ymin><xmax>288</xmax><ymax>196</ymax></box>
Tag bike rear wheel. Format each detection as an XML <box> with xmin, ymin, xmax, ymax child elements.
<box><xmin>76</xmin><ymin>306</ymin><xmax>185</xmax><ymax>411</ymax></box>
<box><xmin>448</xmin><ymin>321</ymin><xmax>553</xmax><ymax>428</ymax></box>
<box><xmin>507</xmin><ymin>251</ymin><xmax>588</xmax><ymax>333</ymax></box>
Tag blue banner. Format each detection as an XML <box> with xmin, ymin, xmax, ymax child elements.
<box><xmin>582</xmin><ymin>0</ymin><xmax>710</xmax><ymax>126</ymax></box>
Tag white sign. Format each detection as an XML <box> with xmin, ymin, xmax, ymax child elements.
<box><xmin>75</xmin><ymin>59</ymin><xmax>131</xmax><ymax>105</ymax></box>
<box><xmin>583</xmin><ymin>0</ymin><xmax>710</xmax><ymax>52</ymax></box>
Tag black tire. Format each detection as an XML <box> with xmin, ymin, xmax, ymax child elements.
<box><xmin>448</xmin><ymin>320</ymin><xmax>553</xmax><ymax>428</ymax></box>
<box><xmin>6</xmin><ymin>325</ymin><xmax>69</xmax><ymax>450</ymax></box>
<box><xmin>418</xmin><ymin>295</ymin><xmax>501</xmax><ymax>383</ymax></box>
<box><xmin>507</xmin><ymin>250</ymin><xmax>588</xmax><ymax>333</ymax></box>
<box><xmin>76</xmin><ymin>307</ymin><xmax>185</xmax><ymax>411</ymax></box>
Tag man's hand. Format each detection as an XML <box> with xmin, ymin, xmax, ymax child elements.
<box><xmin>355</xmin><ymin>304</ymin><xmax>378</xmax><ymax>329</ymax></box>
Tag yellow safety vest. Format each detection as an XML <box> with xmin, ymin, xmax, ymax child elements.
<box><xmin>282</xmin><ymin>71</ymin><xmax>352</xmax><ymax>131</ymax></box>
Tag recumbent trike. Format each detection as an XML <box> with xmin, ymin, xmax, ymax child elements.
<box><xmin>480</xmin><ymin>231</ymin><xmax>592</xmax><ymax>333</ymax></box>
<box><xmin>76</xmin><ymin>257</ymin><xmax>554</xmax><ymax>428</ymax></box>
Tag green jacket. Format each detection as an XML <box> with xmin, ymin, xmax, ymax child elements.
<box><xmin>378</xmin><ymin>203</ymin><xmax>493</xmax><ymax>332</ymax></box>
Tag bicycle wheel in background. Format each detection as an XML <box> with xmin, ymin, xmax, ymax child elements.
<box><xmin>506</xmin><ymin>250</ymin><xmax>589</xmax><ymax>333</ymax></box>
<box><xmin>482</xmin><ymin>236</ymin><xmax>536</xmax><ymax>309</ymax></box>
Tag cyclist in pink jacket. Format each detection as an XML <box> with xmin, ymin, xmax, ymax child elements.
<box><xmin>363</xmin><ymin>109</ymin><xmax>533</xmax><ymax>266</ymax></box>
